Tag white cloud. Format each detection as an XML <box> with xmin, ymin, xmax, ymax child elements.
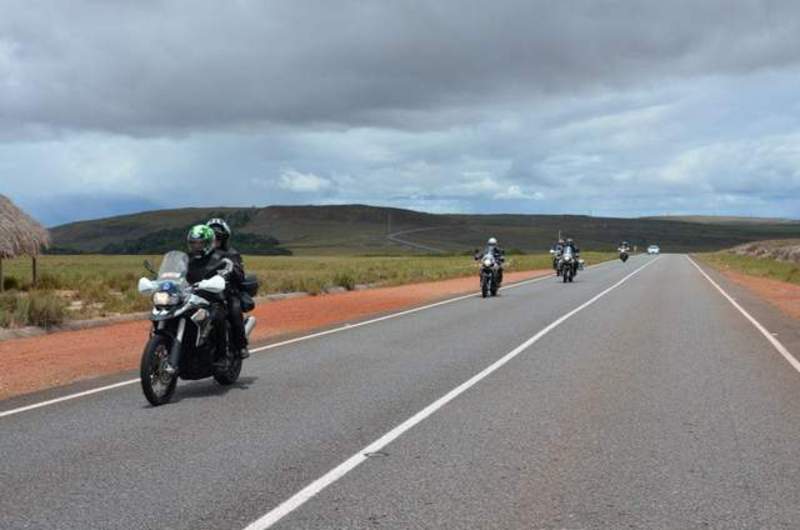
<box><xmin>277</xmin><ymin>169</ymin><xmax>332</xmax><ymax>193</ymax></box>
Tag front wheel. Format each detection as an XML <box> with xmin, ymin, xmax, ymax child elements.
<box><xmin>214</xmin><ymin>356</ymin><xmax>242</xmax><ymax>385</ymax></box>
<box><xmin>481</xmin><ymin>274</ymin><xmax>489</xmax><ymax>298</ymax></box>
<box><xmin>140</xmin><ymin>334</ymin><xmax>177</xmax><ymax>406</ymax></box>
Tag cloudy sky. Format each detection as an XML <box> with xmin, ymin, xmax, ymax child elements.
<box><xmin>2</xmin><ymin>0</ymin><xmax>800</xmax><ymax>226</ymax></box>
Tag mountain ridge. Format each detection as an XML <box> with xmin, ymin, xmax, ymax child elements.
<box><xmin>50</xmin><ymin>204</ymin><xmax>800</xmax><ymax>255</ymax></box>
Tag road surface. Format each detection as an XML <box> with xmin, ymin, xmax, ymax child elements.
<box><xmin>3</xmin><ymin>254</ymin><xmax>800</xmax><ymax>529</ymax></box>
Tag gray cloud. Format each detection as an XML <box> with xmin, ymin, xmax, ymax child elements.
<box><xmin>3</xmin><ymin>1</ymin><xmax>800</xmax><ymax>224</ymax></box>
<box><xmin>3</xmin><ymin>1</ymin><xmax>800</xmax><ymax>136</ymax></box>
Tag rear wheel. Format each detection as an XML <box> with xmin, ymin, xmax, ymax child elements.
<box><xmin>214</xmin><ymin>323</ymin><xmax>242</xmax><ymax>385</ymax></box>
<box><xmin>140</xmin><ymin>335</ymin><xmax>177</xmax><ymax>406</ymax></box>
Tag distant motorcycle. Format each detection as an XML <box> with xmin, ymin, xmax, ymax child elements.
<box><xmin>136</xmin><ymin>251</ymin><xmax>257</xmax><ymax>406</ymax></box>
<box><xmin>478</xmin><ymin>251</ymin><xmax>501</xmax><ymax>297</ymax></box>
<box><xmin>558</xmin><ymin>246</ymin><xmax>577</xmax><ymax>283</ymax></box>
<box><xmin>619</xmin><ymin>248</ymin><xmax>629</xmax><ymax>263</ymax></box>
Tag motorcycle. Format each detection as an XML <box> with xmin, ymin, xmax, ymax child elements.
<box><xmin>479</xmin><ymin>251</ymin><xmax>501</xmax><ymax>298</ymax></box>
<box><xmin>619</xmin><ymin>248</ymin><xmax>629</xmax><ymax>263</ymax></box>
<box><xmin>558</xmin><ymin>246</ymin><xmax>577</xmax><ymax>283</ymax></box>
<box><xmin>136</xmin><ymin>251</ymin><xmax>257</xmax><ymax>406</ymax></box>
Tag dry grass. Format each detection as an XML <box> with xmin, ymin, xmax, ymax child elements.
<box><xmin>0</xmin><ymin>251</ymin><xmax>615</xmax><ymax>326</ymax></box>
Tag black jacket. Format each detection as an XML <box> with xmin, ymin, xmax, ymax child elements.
<box><xmin>216</xmin><ymin>246</ymin><xmax>245</xmax><ymax>288</ymax></box>
<box><xmin>187</xmin><ymin>250</ymin><xmax>240</xmax><ymax>286</ymax></box>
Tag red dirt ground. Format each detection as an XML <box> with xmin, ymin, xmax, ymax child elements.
<box><xmin>0</xmin><ymin>270</ymin><xmax>549</xmax><ymax>400</ymax></box>
<box><xmin>716</xmin><ymin>269</ymin><xmax>800</xmax><ymax>321</ymax></box>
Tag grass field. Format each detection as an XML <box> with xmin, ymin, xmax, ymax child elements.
<box><xmin>697</xmin><ymin>252</ymin><xmax>800</xmax><ymax>286</ymax></box>
<box><xmin>0</xmin><ymin>252</ymin><xmax>616</xmax><ymax>327</ymax></box>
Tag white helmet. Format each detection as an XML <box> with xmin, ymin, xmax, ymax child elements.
<box><xmin>487</xmin><ymin>237</ymin><xmax>498</xmax><ymax>247</ymax></box>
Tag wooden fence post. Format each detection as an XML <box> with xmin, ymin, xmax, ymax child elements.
<box><xmin>32</xmin><ymin>256</ymin><xmax>37</xmax><ymax>287</ymax></box>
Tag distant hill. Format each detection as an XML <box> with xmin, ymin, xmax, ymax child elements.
<box><xmin>643</xmin><ymin>215</ymin><xmax>799</xmax><ymax>225</ymax></box>
<box><xmin>49</xmin><ymin>204</ymin><xmax>800</xmax><ymax>255</ymax></box>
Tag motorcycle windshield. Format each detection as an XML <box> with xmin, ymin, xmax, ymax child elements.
<box><xmin>563</xmin><ymin>248</ymin><xmax>574</xmax><ymax>258</ymax></box>
<box><xmin>157</xmin><ymin>251</ymin><xmax>189</xmax><ymax>283</ymax></box>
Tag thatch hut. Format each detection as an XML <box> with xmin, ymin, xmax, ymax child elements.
<box><xmin>0</xmin><ymin>195</ymin><xmax>50</xmax><ymax>291</ymax></box>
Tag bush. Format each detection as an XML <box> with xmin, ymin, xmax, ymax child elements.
<box><xmin>27</xmin><ymin>291</ymin><xmax>66</xmax><ymax>328</ymax></box>
<box><xmin>34</xmin><ymin>273</ymin><xmax>64</xmax><ymax>290</ymax></box>
<box><xmin>13</xmin><ymin>295</ymin><xmax>30</xmax><ymax>326</ymax></box>
<box><xmin>333</xmin><ymin>272</ymin><xmax>356</xmax><ymax>291</ymax></box>
<box><xmin>2</xmin><ymin>276</ymin><xmax>21</xmax><ymax>291</ymax></box>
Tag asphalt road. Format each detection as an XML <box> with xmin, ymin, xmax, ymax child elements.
<box><xmin>3</xmin><ymin>254</ymin><xmax>800</xmax><ymax>529</ymax></box>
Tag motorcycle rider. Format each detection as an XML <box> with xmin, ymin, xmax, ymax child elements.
<box><xmin>474</xmin><ymin>237</ymin><xmax>505</xmax><ymax>285</ymax></box>
<box><xmin>206</xmin><ymin>218</ymin><xmax>249</xmax><ymax>360</ymax></box>
<box><xmin>184</xmin><ymin>224</ymin><xmax>242</xmax><ymax>371</ymax></box>
<box><xmin>552</xmin><ymin>238</ymin><xmax>566</xmax><ymax>275</ymax></box>
<box><xmin>563</xmin><ymin>237</ymin><xmax>581</xmax><ymax>274</ymax></box>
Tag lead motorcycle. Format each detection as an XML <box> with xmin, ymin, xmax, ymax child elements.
<box><xmin>619</xmin><ymin>247</ymin><xmax>629</xmax><ymax>263</ymax></box>
<box><xmin>136</xmin><ymin>250</ymin><xmax>257</xmax><ymax>406</ymax></box>
<box><xmin>478</xmin><ymin>251</ymin><xmax>501</xmax><ymax>298</ymax></box>
<box><xmin>558</xmin><ymin>246</ymin><xmax>577</xmax><ymax>283</ymax></box>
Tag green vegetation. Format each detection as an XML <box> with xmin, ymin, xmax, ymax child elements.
<box><xmin>0</xmin><ymin>251</ymin><xmax>615</xmax><ymax>327</ymax></box>
<box><xmin>0</xmin><ymin>291</ymin><xmax>66</xmax><ymax>328</ymax></box>
<box><xmin>698</xmin><ymin>251</ymin><xmax>800</xmax><ymax>286</ymax></box>
<box><xmin>49</xmin><ymin>204</ymin><xmax>800</xmax><ymax>255</ymax></box>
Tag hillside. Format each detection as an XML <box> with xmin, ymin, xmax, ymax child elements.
<box><xmin>50</xmin><ymin>204</ymin><xmax>800</xmax><ymax>255</ymax></box>
<box><xmin>729</xmin><ymin>239</ymin><xmax>800</xmax><ymax>263</ymax></box>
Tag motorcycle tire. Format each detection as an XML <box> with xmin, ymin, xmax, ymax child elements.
<box><xmin>140</xmin><ymin>334</ymin><xmax>178</xmax><ymax>406</ymax></box>
<box><xmin>213</xmin><ymin>355</ymin><xmax>242</xmax><ymax>386</ymax></box>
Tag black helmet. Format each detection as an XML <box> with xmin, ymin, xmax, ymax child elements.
<box><xmin>207</xmin><ymin>218</ymin><xmax>231</xmax><ymax>250</ymax></box>
<box><xmin>187</xmin><ymin>224</ymin><xmax>215</xmax><ymax>259</ymax></box>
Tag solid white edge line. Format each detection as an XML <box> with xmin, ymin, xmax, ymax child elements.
<box><xmin>0</xmin><ymin>379</ymin><xmax>139</xmax><ymax>419</ymax></box>
<box><xmin>687</xmin><ymin>255</ymin><xmax>800</xmax><ymax>374</ymax></box>
<box><xmin>242</xmin><ymin>256</ymin><xmax>660</xmax><ymax>530</ymax></box>
<box><xmin>0</xmin><ymin>258</ymin><xmax>620</xmax><ymax>419</ymax></box>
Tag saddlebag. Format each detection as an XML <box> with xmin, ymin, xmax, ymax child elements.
<box><xmin>240</xmin><ymin>292</ymin><xmax>255</xmax><ymax>313</ymax></box>
<box><xmin>241</xmin><ymin>274</ymin><xmax>260</xmax><ymax>296</ymax></box>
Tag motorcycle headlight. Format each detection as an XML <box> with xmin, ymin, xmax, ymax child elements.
<box><xmin>483</xmin><ymin>258</ymin><xmax>493</xmax><ymax>267</ymax></box>
<box><xmin>153</xmin><ymin>292</ymin><xmax>176</xmax><ymax>306</ymax></box>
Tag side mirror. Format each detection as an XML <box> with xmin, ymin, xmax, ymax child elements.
<box><xmin>143</xmin><ymin>260</ymin><xmax>156</xmax><ymax>276</ymax></box>
<box><xmin>197</xmin><ymin>275</ymin><xmax>226</xmax><ymax>294</ymax></box>
<box><xmin>138</xmin><ymin>277</ymin><xmax>157</xmax><ymax>294</ymax></box>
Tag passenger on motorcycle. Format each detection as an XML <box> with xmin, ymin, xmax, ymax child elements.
<box><xmin>474</xmin><ymin>237</ymin><xmax>505</xmax><ymax>284</ymax></box>
<box><xmin>207</xmin><ymin>218</ymin><xmax>250</xmax><ymax>360</ymax></box>
<box><xmin>186</xmin><ymin>224</ymin><xmax>242</xmax><ymax>370</ymax></box>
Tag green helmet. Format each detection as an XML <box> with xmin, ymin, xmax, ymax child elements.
<box><xmin>187</xmin><ymin>224</ymin><xmax>215</xmax><ymax>259</ymax></box>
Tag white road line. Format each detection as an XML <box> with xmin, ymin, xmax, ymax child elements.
<box><xmin>688</xmin><ymin>256</ymin><xmax>800</xmax><ymax>374</ymax></box>
<box><xmin>0</xmin><ymin>380</ymin><xmax>139</xmax><ymax>419</ymax></box>
<box><xmin>0</xmin><ymin>258</ymin><xmax>621</xmax><ymax>419</ymax></box>
<box><xmin>242</xmin><ymin>256</ymin><xmax>659</xmax><ymax>530</ymax></box>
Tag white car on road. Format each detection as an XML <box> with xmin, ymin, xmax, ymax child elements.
<box><xmin>647</xmin><ymin>245</ymin><xmax>661</xmax><ymax>255</ymax></box>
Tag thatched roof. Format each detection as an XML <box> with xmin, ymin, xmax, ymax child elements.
<box><xmin>0</xmin><ymin>195</ymin><xmax>50</xmax><ymax>258</ymax></box>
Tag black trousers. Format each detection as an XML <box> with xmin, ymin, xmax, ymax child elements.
<box><xmin>226</xmin><ymin>294</ymin><xmax>247</xmax><ymax>350</ymax></box>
